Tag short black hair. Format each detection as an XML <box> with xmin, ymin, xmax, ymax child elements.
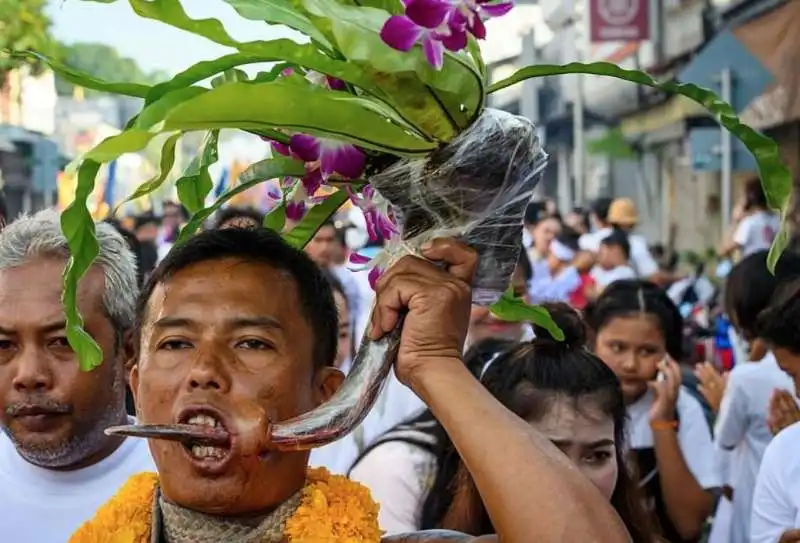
<box><xmin>138</xmin><ymin>228</ymin><xmax>338</xmax><ymax>368</ymax></box>
<box><xmin>590</xmin><ymin>197</ymin><xmax>613</xmax><ymax>222</ymax></box>
<box><xmin>523</xmin><ymin>201</ymin><xmax>548</xmax><ymax>226</ymax></box>
<box><xmin>725</xmin><ymin>250</ymin><xmax>800</xmax><ymax>339</ymax></box>
<box><xmin>214</xmin><ymin>207</ymin><xmax>264</xmax><ymax>229</ymax></box>
<box><xmin>757</xmin><ymin>278</ymin><xmax>800</xmax><ymax>352</ymax></box>
<box><xmin>134</xmin><ymin>212</ymin><xmax>160</xmax><ymax>231</ymax></box>
<box><xmin>601</xmin><ymin>228</ymin><xmax>631</xmax><ymax>260</ymax></box>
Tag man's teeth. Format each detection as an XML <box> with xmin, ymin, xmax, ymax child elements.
<box><xmin>186</xmin><ymin>414</ymin><xmax>219</xmax><ymax>428</ymax></box>
<box><xmin>191</xmin><ymin>445</ymin><xmax>227</xmax><ymax>459</ymax></box>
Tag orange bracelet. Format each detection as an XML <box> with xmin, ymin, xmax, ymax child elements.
<box><xmin>650</xmin><ymin>420</ymin><xmax>679</xmax><ymax>431</ymax></box>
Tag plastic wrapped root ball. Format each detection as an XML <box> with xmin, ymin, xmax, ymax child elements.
<box><xmin>267</xmin><ymin>108</ymin><xmax>549</xmax><ymax>450</ymax></box>
<box><xmin>371</xmin><ymin>107</ymin><xmax>548</xmax><ymax>305</ymax></box>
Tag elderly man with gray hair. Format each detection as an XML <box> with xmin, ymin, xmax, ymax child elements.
<box><xmin>0</xmin><ymin>210</ymin><xmax>154</xmax><ymax>542</ymax></box>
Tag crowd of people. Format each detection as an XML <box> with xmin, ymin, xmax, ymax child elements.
<box><xmin>0</xmin><ymin>177</ymin><xmax>797</xmax><ymax>542</ymax></box>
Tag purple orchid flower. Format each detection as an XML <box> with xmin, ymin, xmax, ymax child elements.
<box><xmin>380</xmin><ymin>0</ymin><xmax>466</xmax><ymax>69</ymax></box>
<box><xmin>368</xmin><ymin>267</ymin><xmax>383</xmax><ymax>291</ymax></box>
<box><xmin>285</xmin><ymin>200</ymin><xmax>306</xmax><ymax>221</ymax></box>
<box><xmin>289</xmin><ymin>134</ymin><xmax>366</xmax><ymax>181</ymax></box>
<box><xmin>349</xmin><ymin>252</ymin><xmax>371</xmax><ymax>266</ymax></box>
<box><xmin>381</xmin><ymin>0</ymin><xmax>514</xmax><ymax>68</ymax></box>
<box><xmin>346</xmin><ymin>184</ymin><xmax>397</xmax><ymax>242</ymax></box>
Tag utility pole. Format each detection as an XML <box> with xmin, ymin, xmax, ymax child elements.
<box><xmin>520</xmin><ymin>28</ymin><xmax>544</xmax><ymax>199</ymax></box>
<box><xmin>572</xmin><ymin>4</ymin><xmax>586</xmax><ymax>205</ymax></box>
<box><xmin>719</xmin><ymin>67</ymin><xmax>733</xmax><ymax>235</ymax></box>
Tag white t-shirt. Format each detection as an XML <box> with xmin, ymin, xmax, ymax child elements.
<box><xmin>0</xmin><ymin>430</ymin><xmax>154</xmax><ymax>542</ymax></box>
<box><xmin>590</xmin><ymin>264</ymin><xmax>636</xmax><ymax>289</ymax></box>
<box><xmin>627</xmin><ymin>388</ymin><xmax>720</xmax><ymax>490</ymax></box>
<box><xmin>734</xmin><ymin>211</ymin><xmax>780</xmax><ymax>257</ymax></box>
<box><xmin>714</xmin><ymin>353</ymin><xmax>794</xmax><ymax>543</ymax></box>
<box><xmin>751</xmin><ymin>422</ymin><xmax>800</xmax><ymax>542</ymax></box>
<box><xmin>350</xmin><ymin>438</ymin><xmax>437</xmax><ymax>534</ymax></box>
<box><xmin>579</xmin><ymin>227</ymin><xmax>659</xmax><ymax>278</ymax></box>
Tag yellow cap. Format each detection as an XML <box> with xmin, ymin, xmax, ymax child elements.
<box><xmin>607</xmin><ymin>198</ymin><xmax>639</xmax><ymax>226</ymax></box>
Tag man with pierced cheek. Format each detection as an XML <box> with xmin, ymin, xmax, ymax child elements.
<box><xmin>71</xmin><ymin>227</ymin><xmax>632</xmax><ymax>543</ymax></box>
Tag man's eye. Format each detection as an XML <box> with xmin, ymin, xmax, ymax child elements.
<box><xmin>160</xmin><ymin>340</ymin><xmax>192</xmax><ymax>350</ymax></box>
<box><xmin>237</xmin><ymin>339</ymin><xmax>272</xmax><ymax>350</ymax></box>
<box><xmin>48</xmin><ymin>337</ymin><xmax>71</xmax><ymax>349</ymax></box>
<box><xmin>0</xmin><ymin>339</ymin><xmax>14</xmax><ymax>351</ymax></box>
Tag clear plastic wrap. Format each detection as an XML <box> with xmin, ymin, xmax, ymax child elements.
<box><xmin>269</xmin><ymin>108</ymin><xmax>549</xmax><ymax>450</ymax></box>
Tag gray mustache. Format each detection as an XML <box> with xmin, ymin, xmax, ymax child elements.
<box><xmin>6</xmin><ymin>397</ymin><xmax>72</xmax><ymax>416</ymax></box>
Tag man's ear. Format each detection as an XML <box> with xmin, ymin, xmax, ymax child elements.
<box><xmin>313</xmin><ymin>366</ymin><xmax>345</xmax><ymax>407</ymax></box>
<box><xmin>119</xmin><ymin>329</ymin><xmax>137</xmax><ymax>385</ymax></box>
<box><xmin>129</xmin><ymin>363</ymin><xmax>140</xmax><ymax>410</ymax></box>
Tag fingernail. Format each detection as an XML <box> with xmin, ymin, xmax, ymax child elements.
<box><xmin>420</xmin><ymin>240</ymin><xmax>433</xmax><ymax>251</ymax></box>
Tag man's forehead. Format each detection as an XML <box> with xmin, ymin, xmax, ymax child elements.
<box><xmin>144</xmin><ymin>259</ymin><xmax>300</xmax><ymax>317</ymax></box>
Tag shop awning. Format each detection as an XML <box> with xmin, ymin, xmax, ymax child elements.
<box><xmin>620</xmin><ymin>96</ymin><xmax>708</xmax><ymax>138</ymax></box>
<box><xmin>734</xmin><ymin>0</ymin><xmax>800</xmax><ymax>130</ymax></box>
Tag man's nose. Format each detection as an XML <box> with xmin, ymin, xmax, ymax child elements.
<box><xmin>187</xmin><ymin>351</ymin><xmax>232</xmax><ymax>392</ymax></box>
<box><xmin>12</xmin><ymin>347</ymin><xmax>53</xmax><ymax>392</ymax></box>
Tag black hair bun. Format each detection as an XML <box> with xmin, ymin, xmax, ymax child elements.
<box><xmin>532</xmin><ymin>302</ymin><xmax>588</xmax><ymax>349</ymax></box>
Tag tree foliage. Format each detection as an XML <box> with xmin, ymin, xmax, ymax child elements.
<box><xmin>55</xmin><ymin>42</ymin><xmax>169</xmax><ymax>97</ymax></box>
<box><xmin>0</xmin><ymin>0</ymin><xmax>59</xmax><ymax>81</ymax></box>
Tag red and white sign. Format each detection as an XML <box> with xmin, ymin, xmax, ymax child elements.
<box><xmin>589</xmin><ymin>0</ymin><xmax>650</xmax><ymax>42</ymax></box>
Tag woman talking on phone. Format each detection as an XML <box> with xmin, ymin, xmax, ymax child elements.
<box><xmin>586</xmin><ymin>280</ymin><xmax>720</xmax><ymax>542</ymax></box>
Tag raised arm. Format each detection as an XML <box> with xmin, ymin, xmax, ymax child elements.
<box><xmin>371</xmin><ymin>238</ymin><xmax>631</xmax><ymax>543</ymax></box>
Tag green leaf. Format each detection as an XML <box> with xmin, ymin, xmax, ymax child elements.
<box><xmin>178</xmin><ymin>157</ymin><xmax>307</xmax><ymax>243</ymax></box>
<box><xmin>176</xmin><ymin>130</ymin><xmax>220</xmax><ymax>213</ymax></box>
<box><xmin>83</xmin><ymin>0</ymin><xmax>459</xmax><ymax>140</ymax></box>
<box><xmin>211</xmin><ymin>68</ymin><xmax>250</xmax><ymax>87</ymax></box>
<box><xmin>60</xmin><ymin>160</ymin><xmax>104</xmax><ymax>371</ymax></box>
<box><xmin>264</xmin><ymin>205</ymin><xmax>287</xmax><ymax>232</ymax></box>
<box><xmin>300</xmin><ymin>0</ymin><xmax>484</xmax><ymax>126</ymax></box>
<box><xmin>10</xmin><ymin>50</ymin><xmax>151</xmax><ymax>98</ymax></box>
<box><xmin>135</xmin><ymin>87</ymin><xmax>208</xmax><ymax>129</ymax></box>
<box><xmin>489</xmin><ymin>62</ymin><xmax>793</xmax><ymax>270</ymax></box>
<box><xmin>83</xmin><ymin>81</ymin><xmax>436</xmax><ymax>162</ymax></box>
<box><xmin>116</xmin><ymin>132</ymin><xmax>182</xmax><ymax>211</ymax></box>
<box><xmin>223</xmin><ymin>0</ymin><xmax>333</xmax><ymax>50</ymax></box>
<box><xmin>282</xmin><ymin>189</ymin><xmax>349</xmax><ymax>248</ymax></box>
<box><xmin>489</xmin><ymin>290</ymin><xmax>565</xmax><ymax>342</ymax></box>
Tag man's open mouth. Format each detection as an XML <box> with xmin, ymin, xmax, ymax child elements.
<box><xmin>177</xmin><ymin>408</ymin><xmax>233</xmax><ymax>464</ymax></box>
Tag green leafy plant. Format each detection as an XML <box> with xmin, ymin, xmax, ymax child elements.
<box><xmin>16</xmin><ymin>0</ymin><xmax>792</xmax><ymax>370</ymax></box>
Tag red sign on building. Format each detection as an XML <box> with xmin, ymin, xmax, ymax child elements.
<box><xmin>589</xmin><ymin>0</ymin><xmax>650</xmax><ymax>42</ymax></box>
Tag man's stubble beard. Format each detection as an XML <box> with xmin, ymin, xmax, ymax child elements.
<box><xmin>7</xmin><ymin>363</ymin><xmax>129</xmax><ymax>469</ymax></box>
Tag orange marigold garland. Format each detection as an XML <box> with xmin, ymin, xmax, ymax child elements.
<box><xmin>285</xmin><ymin>467</ymin><xmax>382</xmax><ymax>542</ymax></box>
<box><xmin>69</xmin><ymin>468</ymin><xmax>382</xmax><ymax>543</ymax></box>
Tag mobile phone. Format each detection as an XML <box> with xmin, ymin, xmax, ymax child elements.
<box><xmin>656</xmin><ymin>357</ymin><xmax>668</xmax><ymax>382</ymax></box>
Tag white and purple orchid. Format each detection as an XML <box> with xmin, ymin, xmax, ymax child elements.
<box><xmin>380</xmin><ymin>0</ymin><xmax>514</xmax><ymax>68</ymax></box>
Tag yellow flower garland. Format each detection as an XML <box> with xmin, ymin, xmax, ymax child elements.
<box><xmin>70</xmin><ymin>468</ymin><xmax>382</xmax><ymax>543</ymax></box>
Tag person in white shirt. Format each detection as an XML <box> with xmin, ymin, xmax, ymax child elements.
<box><xmin>580</xmin><ymin>198</ymin><xmax>671</xmax><ymax>285</ymax></box>
<box><xmin>707</xmin><ymin>250</ymin><xmax>800</xmax><ymax>543</ymax></box>
<box><xmin>350</xmin><ymin>305</ymin><xmax>655</xmax><ymax>541</ymax></box>
<box><xmin>0</xmin><ymin>211</ymin><xmax>154</xmax><ymax>543</ymax></box>
<box><xmin>718</xmin><ymin>177</ymin><xmax>780</xmax><ymax>260</ymax></box>
<box><xmin>587</xmin><ymin>280</ymin><xmax>720</xmax><ymax>541</ymax></box>
<box><xmin>750</xmin><ymin>277</ymin><xmax>800</xmax><ymax>543</ymax></box>
<box><xmin>529</xmin><ymin>232</ymin><xmax>581</xmax><ymax>304</ymax></box>
<box><xmin>591</xmin><ymin>228</ymin><xmax>637</xmax><ymax>291</ymax></box>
